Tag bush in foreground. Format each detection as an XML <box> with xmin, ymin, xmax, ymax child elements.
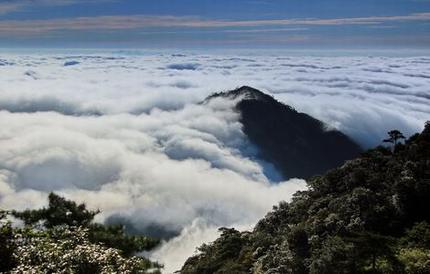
<box><xmin>0</xmin><ymin>194</ymin><xmax>161</xmax><ymax>273</ymax></box>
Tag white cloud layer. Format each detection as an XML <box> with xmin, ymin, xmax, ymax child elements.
<box><xmin>0</xmin><ymin>51</ymin><xmax>428</xmax><ymax>272</ymax></box>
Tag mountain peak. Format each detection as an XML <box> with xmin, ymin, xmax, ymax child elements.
<box><xmin>206</xmin><ymin>86</ymin><xmax>274</xmax><ymax>102</ymax></box>
<box><xmin>204</xmin><ymin>86</ymin><xmax>362</xmax><ymax>179</ymax></box>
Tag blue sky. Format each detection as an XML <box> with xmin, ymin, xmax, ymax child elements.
<box><xmin>0</xmin><ymin>0</ymin><xmax>429</xmax><ymax>48</ymax></box>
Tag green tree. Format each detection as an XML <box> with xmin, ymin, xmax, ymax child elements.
<box><xmin>12</xmin><ymin>193</ymin><xmax>159</xmax><ymax>256</ymax></box>
<box><xmin>0</xmin><ymin>210</ymin><xmax>16</xmax><ymax>272</ymax></box>
<box><xmin>12</xmin><ymin>192</ymin><xmax>99</xmax><ymax>228</ymax></box>
<box><xmin>89</xmin><ymin>223</ymin><xmax>159</xmax><ymax>257</ymax></box>
<box><xmin>383</xmin><ymin>130</ymin><xmax>406</xmax><ymax>147</ymax></box>
<box><xmin>346</xmin><ymin>232</ymin><xmax>400</xmax><ymax>273</ymax></box>
<box><xmin>309</xmin><ymin>236</ymin><xmax>357</xmax><ymax>274</ymax></box>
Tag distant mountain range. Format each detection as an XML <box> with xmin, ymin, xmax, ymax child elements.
<box><xmin>205</xmin><ymin>86</ymin><xmax>363</xmax><ymax>179</ymax></box>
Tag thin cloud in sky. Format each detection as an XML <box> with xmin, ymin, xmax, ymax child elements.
<box><xmin>0</xmin><ymin>0</ymin><xmax>114</xmax><ymax>15</ymax></box>
<box><xmin>0</xmin><ymin>0</ymin><xmax>429</xmax><ymax>47</ymax></box>
<box><xmin>0</xmin><ymin>12</ymin><xmax>430</xmax><ymax>35</ymax></box>
<box><xmin>0</xmin><ymin>2</ymin><xmax>21</xmax><ymax>15</ymax></box>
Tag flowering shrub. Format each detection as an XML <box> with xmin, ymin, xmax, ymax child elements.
<box><xmin>8</xmin><ymin>226</ymin><xmax>160</xmax><ymax>274</ymax></box>
<box><xmin>0</xmin><ymin>195</ymin><xmax>162</xmax><ymax>274</ymax></box>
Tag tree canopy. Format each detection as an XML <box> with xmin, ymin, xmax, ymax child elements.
<box><xmin>383</xmin><ymin>130</ymin><xmax>406</xmax><ymax>149</ymax></box>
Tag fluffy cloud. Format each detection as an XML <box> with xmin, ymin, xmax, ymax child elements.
<box><xmin>0</xmin><ymin>93</ymin><xmax>306</xmax><ymax>272</ymax></box>
<box><xmin>0</xmin><ymin>51</ymin><xmax>428</xmax><ymax>272</ymax></box>
<box><xmin>0</xmin><ymin>52</ymin><xmax>427</xmax><ymax>145</ymax></box>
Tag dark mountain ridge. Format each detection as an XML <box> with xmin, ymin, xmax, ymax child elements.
<box><xmin>206</xmin><ymin>86</ymin><xmax>363</xmax><ymax>179</ymax></box>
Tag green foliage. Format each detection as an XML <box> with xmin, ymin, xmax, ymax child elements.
<box><xmin>397</xmin><ymin>248</ymin><xmax>430</xmax><ymax>274</ymax></box>
<box><xmin>10</xmin><ymin>226</ymin><xmax>160</xmax><ymax>274</ymax></box>
<box><xmin>11</xmin><ymin>193</ymin><xmax>160</xmax><ymax>256</ymax></box>
<box><xmin>12</xmin><ymin>193</ymin><xmax>99</xmax><ymax>228</ymax></box>
<box><xmin>344</xmin><ymin>232</ymin><xmax>401</xmax><ymax>273</ymax></box>
<box><xmin>309</xmin><ymin>236</ymin><xmax>356</xmax><ymax>274</ymax></box>
<box><xmin>88</xmin><ymin>223</ymin><xmax>160</xmax><ymax>257</ymax></box>
<box><xmin>0</xmin><ymin>195</ymin><xmax>161</xmax><ymax>273</ymax></box>
<box><xmin>383</xmin><ymin>130</ymin><xmax>406</xmax><ymax>146</ymax></box>
<box><xmin>0</xmin><ymin>211</ymin><xmax>17</xmax><ymax>272</ymax></box>
<box><xmin>181</xmin><ymin>228</ymin><xmax>253</xmax><ymax>274</ymax></box>
<box><xmin>181</xmin><ymin>122</ymin><xmax>430</xmax><ymax>274</ymax></box>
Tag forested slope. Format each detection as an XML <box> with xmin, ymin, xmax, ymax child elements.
<box><xmin>181</xmin><ymin>122</ymin><xmax>430</xmax><ymax>274</ymax></box>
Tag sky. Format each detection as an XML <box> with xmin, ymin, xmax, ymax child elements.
<box><xmin>0</xmin><ymin>0</ymin><xmax>429</xmax><ymax>48</ymax></box>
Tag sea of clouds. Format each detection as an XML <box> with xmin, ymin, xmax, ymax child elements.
<box><xmin>0</xmin><ymin>51</ymin><xmax>429</xmax><ymax>272</ymax></box>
